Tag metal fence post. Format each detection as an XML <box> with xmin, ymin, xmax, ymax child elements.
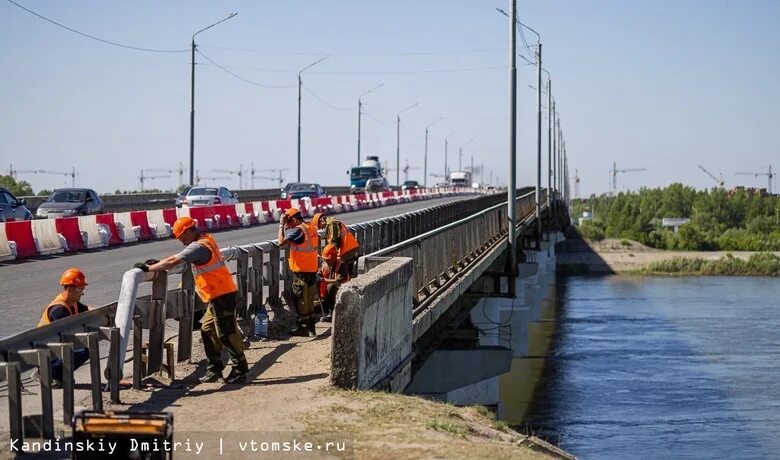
<box><xmin>48</xmin><ymin>342</ymin><xmax>74</xmax><ymax>424</ymax></box>
<box><xmin>133</xmin><ymin>315</ymin><xmax>144</xmax><ymax>389</ymax></box>
<box><xmin>235</xmin><ymin>247</ymin><xmax>250</xmax><ymax>319</ymax></box>
<box><xmin>270</xmin><ymin>243</ymin><xmax>282</xmax><ymax>306</ymax></box>
<box><xmin>3</xmin><ymin>362</ymin><xmax>23</xmax><ymax>443</ymax></box>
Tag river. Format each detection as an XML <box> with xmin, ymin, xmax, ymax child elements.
<box><xmin>523</xmin><ymin>275</ymin><xmax>780</xmax><ymax>459</ymax></box>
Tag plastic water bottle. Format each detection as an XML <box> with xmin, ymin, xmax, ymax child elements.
<box><xmin>254</xmin><ymin>309</ymin><xmax>268</xmax><ymax>339</ymax></box>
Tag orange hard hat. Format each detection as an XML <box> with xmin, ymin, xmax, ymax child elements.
<box><xmin>60</xmin><ymin>268</ymin><xmax>87</xmax><ymax>287</ymax></box>
<box><xmin>172</xmin><ymin>216</ymin><xmax>196</xmax><ymax>238</ymax></box>
<box><xmin>284</xmin><ymin>208</ymin><xmax>301</xmax><ymax>219</ymax></box>
<box><xmin>312</xmin><ymin>213</ymin><xmax>325</xmax><ymax>229</ymax></box>
<box><xmin>323</xmin><ymin>243</ymin><xmax>339</xmax><ymax>260</ymax></box>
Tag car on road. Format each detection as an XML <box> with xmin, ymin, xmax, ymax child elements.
<box><xmin>365</xmin><ymin>177</ymin><xmax>391</xmax><ymax>193</ymax></box>
<box><xmin>181</xmin><ymin>186</ymin><xmax>239</xmax><ymax>207</ymax></box>
<box><xmin>0</xmin><ymin>186</ymin><xmax>33</xmax><ymax>222</ymax></box>
<box><xmin>280</xmin><ymin>183</ymin><xmax>327</xmax><ymax>200</ymax></box>
<box><xmin>36</xmin><ymin>188</ymin><xmax>104</xmax><ymax>218</ymax></box>
<box><xmin>174</xmin><ymin>186</ymin><xmax>192</xmax><ymax>208</ymax></box>
<box><xmin>402</xmin><ymin>180</ymin><xmax>421</xmax><ymax>191</ymax></box>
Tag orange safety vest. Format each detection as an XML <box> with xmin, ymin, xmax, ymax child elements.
<box><xmin>319</xmin><ymin>260</ymin><xmax>350</xmax><ymax>298</ymax></box>
<box><xmin>289</xmin><ymin>222</ymin><xmax>319</xmax><ymax>273</ymax></box>
<box><xmin>335</xmin><ymin>221</ymin><xmax>360</xmax><ymax>255</ymax></box>
<box><xmin>38</xmin><ymin>293</ymin><xmax>79</xmax><ymax>327</ymax></box>
<box><xmin>192</xmin><ymin>233</ymin><xmax>237</xmax><ymax>302</ymax></box>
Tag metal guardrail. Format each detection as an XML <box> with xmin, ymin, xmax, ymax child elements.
<box><xmin>361</xmin><ymin>190</ymin><xmax>544</xmax><ymax>317</ymax></box>
<box><xmin>0</xmin><ymin>192</ymin><xmax>501</xmax><ymax>443</ymax></box>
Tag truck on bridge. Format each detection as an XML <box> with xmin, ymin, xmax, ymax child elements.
<box><xmin>349</xmin><ymin>156</ymin><xmax>386</xmax><ymax>193</ymax></box>
<box><xmin>449</xmin><ymin>171</ymin><xmax>472</xmax><ymax>188</ymax></box>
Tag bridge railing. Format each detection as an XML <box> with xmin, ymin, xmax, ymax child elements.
<box><xmin>361</xmin><ymin>190</ymin><xmax>542</xmax><ymax>316</ymax></box>
<box><xmin>0</xmin><ymin>192</ymin><xmax>504</xmax><ymax>443</ymax></box>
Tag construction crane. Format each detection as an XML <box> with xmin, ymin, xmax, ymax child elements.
<box><xmin>195</xmin><ymin>171</ymin><xmax>231</xmax><ymax>185</ymax></box>
<box><xmin>212</xmin><ymin>165</ymin><xmax>244</xmax><ymax>190</ymax></box>
<box><xmin>9</xmin><ymin>165</ymin><xmax>78</xmax><ymax>187</ymax></box>
<box><xmin>735</xmin><ymin>165</ymin><xmax>775</xmax><ymax>194</ymax></box>
<box><xmin>609</xmin><ymin>162</ymin><xmax>646</xmax><ymax>195</ymax></box>
<box><xmin>399</xmin><ymin>159</ymin><xmax>421</xmax><ymax>183</ymax></box>
<box><xmin>698</xmin><ymin>165</ymin><xmax>725</xmax><ymax>188</ymax></box>
<box><xmin>251</xmin><ymin>166</ymin><xmax>288</xmax><ymax>188</ymax></box>
<box><xmin>138</xmin><ymin>169</ymin><xmax>171</xmax><ymax>192</ymax></box>
<box><xmin>145</xmin><ymin>163</ymin><xmax>187</xmax><ymax>187</ymax></box>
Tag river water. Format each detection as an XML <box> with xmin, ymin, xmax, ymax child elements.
<box><xmin>524</xmin><ymin>275</ymin><xmax>780</xmax><ymax>459</ymax></box>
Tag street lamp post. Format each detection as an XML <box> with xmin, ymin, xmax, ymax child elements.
<box><xmin>458</xmin><ymin>139</ymin><xmax>474</xmax><ymax>171</ymax></box>
<box><xmin>395</xmin><ymin>103</ymin><xmax>419</xmax><ymax>187</ymax></box>
<box><xmin>189</xmin><ymin>13</ymin><xmax>238</xmax><ymax>186</ymax></box>
<box><xmin>424</xmin><ymin>117</ymin><xmax>443</xmax><ymax>187</ymax></box>
<box><xmin>444</xmin><ymin>131</ymin><xmax>457</xmax><ymax>182</ymax></box>
<box><xmin>297</xmin><ymin>55</ymin><xmax>329</xmax><ymax>182</ymax></box>
<box><xmin>507</xmin><ymin>0</ymin><xmax>518</xmax><ymax>288</ymax></box>
<box><xmin>357</xmin><ymin>84</ymin><xmax>384</xmax><ymax>166</ymax></box>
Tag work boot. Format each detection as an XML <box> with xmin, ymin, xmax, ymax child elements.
<box><xmin>289</xmin><ymin>320</ymin><xmax>310</xmax><ymax>337</ymax></box>
<box><xmin>224</xmin><ymin>367</ymin><xmax>247</xmax><ymax>384</ymax></box>
<box><xmin>307</xmin><ymin>317</ymin><xmax>317</xmax><ymax>336</ymax></box>
<box><xmin>199</xmin><ymin>368</ymin><xmax>223</xmax><ymax>383</ymax></box>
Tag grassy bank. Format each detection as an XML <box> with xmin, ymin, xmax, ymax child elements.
<box><xmin>641</xmin><ymin>252</ymin><xmax>780</xmax><ymax>276</ymax></box>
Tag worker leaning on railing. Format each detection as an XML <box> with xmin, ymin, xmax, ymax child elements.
<box><xmin>318</xmin><ymin>244</ymin><xmax>350</xmax><ymax>323</ymax></box>
<box><xmin>134</xmin><ymin>216</ymin><xmax>249</xmax><ymax>385</ymax></box>
<box><xmin>35</xmin><ymin>268</ymin><xmax>92</xmax><ymax>388</ymax></box>
<box><xmin>278</xmin><ymin>208</ymin><xmax>319</xmax><ymax>337</ymax></box>
<box><xmin>312</xmin><ymin>212</ymin><xmax>360</xmax><ymax>277</ymax></box>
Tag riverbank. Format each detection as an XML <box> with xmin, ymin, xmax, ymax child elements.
<box><xmin>557</xmin><ymin>237</ymin><xmax>780</xmax><ymax>275</ymax></box>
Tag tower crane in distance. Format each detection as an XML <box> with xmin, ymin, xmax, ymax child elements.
<box><xmin>698</xmin><ymin>165</ymin><xmax>725</xmax><ymax>188</ymax></box>
<box><xmin>735</xmin><ymin>165</ymin><xmax>775</xmax><ymax>194</ymax></box>
<box><xmin>609</xmin><ymin>162</ymin><xmax>646</xmax><ymax>195</ymax></box>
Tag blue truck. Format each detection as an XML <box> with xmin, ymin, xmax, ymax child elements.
<box><xmin>349</xmin><ymin>156</ymin><xmax>385</xmax><ymax>192</ymax></box>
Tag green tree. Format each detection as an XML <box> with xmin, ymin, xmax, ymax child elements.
<box><xmin>0</xmin><ymin>175</ymin><xmax>34</xmax><ymax>196</ymax></box>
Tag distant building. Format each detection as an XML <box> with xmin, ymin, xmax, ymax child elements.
<box><xmin>661</xmin><ymin>217</ymin><xmax>690</xmax><ymax>233</ymax></box>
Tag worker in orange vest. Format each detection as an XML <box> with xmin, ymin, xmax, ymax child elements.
<box><xmin>36</xmin><ymin>268</ymin><xmax>92</xmax><ymax>388</ymax></box>
<box><xmin>312</xmin><ymin>213</ymin><xmax>360</xmax><ymax>276</ymax></box>
<box><xmin>318</xmin><ymin>244</ymin><xmax>350</xmax><ymax>322</ymax></box>
<box><xmin>136</xmin><ymin>216</ymin><xmax>249</xmax><ymax>384</ymax></box>
<box><xmin>278</xmin><ymin>208</ymin><xmax>319</xmax><ymax>337</ymax></box>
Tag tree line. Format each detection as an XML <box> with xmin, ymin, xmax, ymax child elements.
<box><xmin>573</xmin><ymin>183</ymin><xmax>780</xmax><ymax>251</ymax></box>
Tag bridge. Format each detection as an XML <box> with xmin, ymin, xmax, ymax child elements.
<box><xmin>0</xmin><ymin>189</ymin><xmax>570</xmax><ymax>445</ymax></box>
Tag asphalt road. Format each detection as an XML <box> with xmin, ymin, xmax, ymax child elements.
<box><xmin>0</xmin><ymin>196</ymin><xmax>468</xmax><ymax>338</ymax></box>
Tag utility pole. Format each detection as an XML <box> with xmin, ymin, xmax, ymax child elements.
<box><xmin>535</xmin><ymin>42</ymin><xmax>543</xmax><ymax>241</ymax></box>
<box><xmin>458</xmin><ymin>139</ymin><xmax>474</xmax><ymax>172</ymax></box>
<box><xmin>357</xmin><ymin>84</ymin><xmax>383</xmax><ymax>166</ymax></box>
<box><xmin>507</xmin><ymin>0</ymin><xmax>518</xmax><ymax>283</ymax></box>
<box><xmin>396</xmin><ymin>103</ymin><xmax>419</xmax><ymax>187</ymax></box>
<box><xmin>189</xmin><ymin>13</ymin><xmax>238</xmax><ymax>186</ymax></box>
<box><xmin>297</xmin><ymin>55</ymin><xmax>329</xmax><ymax>182</ymax></box>
<box><xmin>424</xmin><ymin>117</ymin><xmax>443</xmax><ymax>188</ymax></box>
<box><xmin>444</xmin><ymin>131</ymin><xmax>457</xmax><ymax>182</ymax></box>
<box><xmin>547</xmin><ymin>80</ymin><xmax>552</xmax><ymax>210</ymax></box>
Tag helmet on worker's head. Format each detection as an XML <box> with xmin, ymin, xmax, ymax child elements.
<box><xmin>60</xmin><ymin>268</ymin><xmax>87</xmax><ymax>287</ymax></box>
<box><xmin>323</xmin><ymin>243</ymin><xmax>339</xmax><ymax>260</ymax></box>
<box><xmin>312</xmin><ymin>213</ymin><xmax>325</xmax><ymax>229</ymax></box>
<box><xmin>284</xmin><ymin>208</ymin><xmax>302</xmax><ymax>221</ymax></box>
<box><xmin>172</xmin><ymin>216</ymin><xmax>196</xmax><ymax>238</ymax></box>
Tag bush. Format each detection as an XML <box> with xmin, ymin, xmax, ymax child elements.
<box><xmin>578</xmin><ymin>220</ymin><xmax>605</xmax><ymax>242</ymax></box>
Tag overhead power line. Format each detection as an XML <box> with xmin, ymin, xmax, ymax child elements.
<box><xmin>199</xmin><ymin>44</ymin><xmax>506</xmax><ymax>57</ymax></box>
<box><xmin>200</xmin><ymin>62</ymin><xmax>506</xmax><ymax>76</ymax></box>
<box><xmin>196</xmin><ymin>49</ymin><xmax>296</xmax><ymax>89</ymax></box>
<box><xmin>301</xmin><ymin>83</ymin><xmax>354</xmax><ymax>112</ymax></box>
<box><xmin>5</xmin><ymin>0</ymin><xmax>188</xmax><ymax>53</ymax></box>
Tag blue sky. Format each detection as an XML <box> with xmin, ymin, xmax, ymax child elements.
<box><xmin>1</xmin><ymin>0</ymin><xmax>778</xmax><ymax>196</ymax></box>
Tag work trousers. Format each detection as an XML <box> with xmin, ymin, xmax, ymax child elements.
<box><xmin>321</xmin><ymin>282</ymin><xmax>340</xmax><ymax>315</ymax></box>
<box><xmin>52</xmin><ymin>348</ymin><xmax>90</xmax><ymax>382</ymax></box>
<box><xmin>340</xmin><ymin>247</ymin><xmax>360</xmax><ymax>277</ymax></box>
<box><xmin>292</xmin><ymin>272</ymin><xmax>317</xmax><ymax>320</ymax></box>
<box><xmin>200</xmin><ymin>292</ymin><xmax>249</xmax><ymax>373</ymax></box>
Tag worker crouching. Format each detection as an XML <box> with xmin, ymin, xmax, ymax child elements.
<box><xmin>318</xmin><ymin>244</ymin><xmax>350</xmax><ymax>322</ymax></box>
<box><xmin>312</xmin><ymin>213</ymin><xmax>360</xmax><ymax>277</ymax></box>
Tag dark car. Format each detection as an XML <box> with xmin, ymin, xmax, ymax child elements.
<box><xmin>0</xmin><ymin>186</ymin><xmax>33</xmax><ymax>222</ymax></box>
<box><xmin>36</xmin><ymin>188</ymin><xmax>104</xmax><ymax>218</ymax></box>
<box><xmin>280</xmin><ymin>183</ymin><xmax>327</xmax><ymax>199</ymax></box>
<box><xmin>402</xmin><ymin>180</ymin><xmax>421</xmax><ymax>191</ymax></box>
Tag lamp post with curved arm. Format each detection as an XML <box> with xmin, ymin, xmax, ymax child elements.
<box><xmin>357</xmin><ymin>84</ymin><xmax>384</xmax><ymax>166</ymax></box>
<box><xmin>297</xmin><ymin>55</ymin><xmax>329</xmax><ymax>182</ymax></box>
<box><xmin>424</xmin><ymin>117</ymin><xmax>443</xmax><ymax>187</ymax></box>
<box><xmin>443</xmin><ymin>131</ymin><xmax>457</xmax><ymax>181</ymax></box>
<box><xmin>396</xmin><ymin>102</ymin><xmax>419</xmax><ymax>186</ymax></box>
<box><xmin>189</xmin><ymin>13</ymin><xmax>238</xmax><ymax>186</ymax></box>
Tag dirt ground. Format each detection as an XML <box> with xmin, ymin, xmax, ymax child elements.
<box><xmin>26</xmin><ymin>315</ymin><xmax>567</xmax><ymax>460</ymax></box>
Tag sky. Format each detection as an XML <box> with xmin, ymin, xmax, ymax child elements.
<box><xmin>1</xmin><ymin>0</ymin><xmax>778</xmax><ymax>197</ymax></box>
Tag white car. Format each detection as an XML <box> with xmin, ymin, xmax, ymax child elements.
<box><xmin>180</xmin><ymin>186</ymin><xmax>239</xmax><ymax>207</ymax></box>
